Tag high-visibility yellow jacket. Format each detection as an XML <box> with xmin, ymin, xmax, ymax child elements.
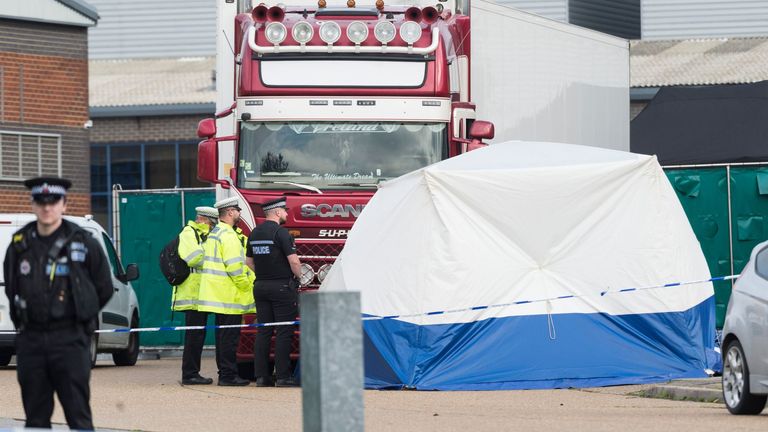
<box><xmin>234</xmin><ymin>226</ymin><xmax>257</xmax><ymax>295</ymax></box>
<box><xmin>198</xmin><ymin>222</ymin><xmax>255</xmax><ymax>314</ymax></box>
<box><xmin>171</xmin><ymin>221</ymin><xmax>209</xmax><ymax>311</ymax></box>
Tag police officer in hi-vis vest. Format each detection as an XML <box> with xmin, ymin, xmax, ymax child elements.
<box><xmin>3</xmin><ymin>177</ymin><xmax>113</xmax><ymax>430</ymax></box>
<box><xmin>246</xmin><ymin>197</ymin><xmax>302</xmax><ymax>387</ymax></box>
<box><xmin>197</xmin><ymin>197</ymin><xmax>255</xmax><ymax>386</ymax></box>
<box><xmin>173</xmin><ymin>206</ymin><xmax>218</xmax><ymax>385</ymax></box>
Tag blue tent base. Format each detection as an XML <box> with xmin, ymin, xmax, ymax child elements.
<box><xmin>363</xmin><ymin>297</ymin><xmax>721</xmax><ymax>391</ymax></box>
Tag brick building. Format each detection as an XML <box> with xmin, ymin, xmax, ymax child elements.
<box><xmin>88</xmin><ymin>57</ymin><xmax>214</xmax><ymax>229</ymax></box>
<box><xmin>0</xmin><ymin>0</ymin><xmax>98</xmax><ymax>215</ymax></box>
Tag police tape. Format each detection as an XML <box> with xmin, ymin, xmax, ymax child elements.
<box><xmin>0</xmin><ymin>274</ymin><xmax>740</xmax><ymax>335</ymax></box>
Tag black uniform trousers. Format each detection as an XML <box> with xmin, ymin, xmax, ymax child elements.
<box><xmin>214</xmin><ymin>313</ymin><xmax>242</xmax><ymax>381</ymax></box>
<box><xmin>16</xmin><ymin>325</ymin><xmax>93</xmax><ymax>430</ymax></box>
<box><xmin>181</xmin><ymin>310</ymin><xmax>209</xmax><ymax>380</ymax></box>
<box><xmin>253</xmin><ymin>278</ymin><xmax>298</xmax><ymax>380</ymax></box>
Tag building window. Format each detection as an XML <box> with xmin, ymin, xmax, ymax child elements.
<box><xmin>111</xmin><ymin>145</ymin><xmax>142</xmax><ymax>190</ymax></box>
<box><xmin>0</xmin><ymin>130</ymin><xmax>62</xmax><ymax>180</ymax></box>
<box><xmin>90</xmin><ymin>141</ymin><xmax>210</xmax><ymax>234</ymax></box>
<box><xmin>91</xmin><ymin>145</ymin><xmax>107</xmax><ymax>193</ymax></box>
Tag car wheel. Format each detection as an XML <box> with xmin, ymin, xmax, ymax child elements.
<box><xmin>722</xmin><ymin>339</ymin><xmax>768</xmax><ymax>415</ymax></box>
<box><xmin>89</xmin><ymin>332</ymin><xmax>98</xmax><ymax>368</ymax></box>
<box><xmin>113</xmin><ymin>315</ymin><xmax>140</xmax><ymax>367</ymax></box>
<box><xmin>0</xmin><ymin>352</ymin><xmax>12</xmax><ymax>367</ymax></box>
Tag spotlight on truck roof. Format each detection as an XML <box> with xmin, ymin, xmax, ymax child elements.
<box><xmin>346</xmin><ymin>21</ymin><xmax>368</xmax><ymax>45</ymax></box>
<box><xmin>319</xmin><ymin>21</ymin><xmax>341</xmax><ymax>44</ymax></box>
<box><xmin>293</xmin><ymin>21</ymin><xmax>314</xmax><ymax>44</ymax></box>
<box><xmin>265</xmin><ymin>22</ymin><xmax>287</xmax><ymax>44</ymax></box>
<box><xmin>373</xmin><ymin>21</ymin><xmax>396</xmax><ymax>44</ymax></box>
<box><xmin>399</xmin><ymin>21</ymin><xmax>421</xmax><ymax>45</ymax></box>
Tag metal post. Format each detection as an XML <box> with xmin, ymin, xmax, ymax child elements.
<box><xmin>180</xmin><ymin>190</ymin><xmax>186</xmax><ymax>225</ymax></box>
<box><xmin>301</xmin><ymin>291</ymin><xmax>364</xmax><ymax>432</ymax></box>
<box><xmin>726</xmin><ymin>165</ymin><xmax>734</xmax><ymax>287</ymax></box>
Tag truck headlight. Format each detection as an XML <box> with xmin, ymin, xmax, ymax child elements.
<box><xmin>399</xmin><ymin>21</ymin><xmax>421</xmax><ymax>45</ymax></box>
<box><xmin>292</xmin><ymin>21</ymin><xmax>314</xmax><ymax>44</ymax></box>
<box><xmin>317</xmin><ymin>264</ymin><xmax>332</xmax><ymax>283</ymax></box>
<box><xmin>346</xmin><ymin>21</ymin><xmax>368</xmax><ymax>45</ymax></box>
<box><xmin>319</xmin><ymin>21</ymin><xmax>341</xmax><ymax>44</ymax></box>
<box><xmin>374</xmin><ymin>21</ymin><xmax>396</xmax><ymax>44</ymax></box>
<box><xmin>299</xmin><ymin>263</ymin><xmax>315</xmax><ymax>286</ymax></box>
<box><xmin>265</xmin><ymin>22</ymin><xmax>287</xmax><ymax>44</ymax></box>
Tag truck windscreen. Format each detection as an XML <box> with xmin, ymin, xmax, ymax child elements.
<box><xmin>237</xmin><ymin>122</ymin><xmax>448</xmax><ymax>190</ymax></box>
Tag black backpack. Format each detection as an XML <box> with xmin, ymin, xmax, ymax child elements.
<box><xmin>159</xmin><ymin>227</ymin><xmax>201</xmax><ymax>286</ymax></box>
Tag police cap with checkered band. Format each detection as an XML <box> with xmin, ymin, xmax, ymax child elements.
<box><xmin>24</xmin><ymin>177</ymin><xmax>71</xmax><ymax>204</ymax></box>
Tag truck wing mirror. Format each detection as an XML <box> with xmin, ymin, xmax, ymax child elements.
<box><xmin>197</xmin><ymin>118</ymin><xmax>216</xmax><ymax>139</ymax></box>
<box><xmin>198</xmin><ymin>139</ymin><xmax>218</xmax><ymax>183</ymax></box>
<box><xmin>466</xmin><ymin>139</ymin><xmax>487</xmax><ymax>152</ymax></box>
<box><xmin>469</xmin><ymin>120</ymin><xmax>495</xmax><ymax>140</ymax></box>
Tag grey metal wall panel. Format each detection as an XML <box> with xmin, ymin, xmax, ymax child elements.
<box><xmin>642</xmin><ymin>0</ymin><xmax>768</xmax><ymax>40</ymax></box>
<box><xmin>491</xmin><ymin>0</ymin><xmax>568</xmax><ymax>22</ymax></box>
<box><xmin>570</xmin><ymin>0</ymin><xmax>640</xmax><ymax>39</ymax></box>
<box><xmin>88</xmin><ymin>0</ymin><xmax>216</xmax><ymax>59</ymax></box>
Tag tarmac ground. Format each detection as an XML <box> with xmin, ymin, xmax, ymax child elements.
<box><xmin>0</xmin><ymin>355</ymin><xmax>764</xmax><ymax>432</ymax></box>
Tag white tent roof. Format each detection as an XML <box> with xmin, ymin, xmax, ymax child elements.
<box><xmin>323</xmin><ymin>141</ymin><xmax>712</xmax><ymax>324</ymax></box>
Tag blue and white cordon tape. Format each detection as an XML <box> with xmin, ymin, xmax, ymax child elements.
<box><xmin>0</xmin><ymin>274</ymin><xmax>739</xmax><ymax>335</ymax></box>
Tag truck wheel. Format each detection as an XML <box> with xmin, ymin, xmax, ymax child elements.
<box><xmin>0</xmin><ymin>352</ymin><xmax>11</xmax><ymax>367</ymax></box>
<box><xmin>113</xmin><ymin>316</ymin><xmax>140</xmax><ymax>366</ymax></box>
<box><xmin>723</xmin><ymin>340</ymin><xmax>768</xmax><ymax>415</ymax></box>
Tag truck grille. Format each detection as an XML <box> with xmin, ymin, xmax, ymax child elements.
<box><xmin>295</xmin><ymin>239</ymin><xmax>344</xmax><ymax>289</ymax></box>
<box><xmin>235</xmin><ymin>239</ymin><xmax>345</xmax><ymax>368</ymax></box>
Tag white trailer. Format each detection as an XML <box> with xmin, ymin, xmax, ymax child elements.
<box><xmin>470</xmin><ymin>0</ymin><xmax>629</xmax><ymax>150</ymax></box>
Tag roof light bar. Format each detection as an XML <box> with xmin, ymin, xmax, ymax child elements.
<box><xmin>249</xmin><ymin>26</ymin><xmax>439</xmax><ymax>55</ymax></box>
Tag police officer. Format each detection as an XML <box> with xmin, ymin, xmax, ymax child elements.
<box><xmin>197</xmin><ymin>197</ymin><xmax>254</xmax><ymax>386</ymax></box>
<box><xmin>246</xmin><ymin>197</ymin><xmax>302</xmax><ymax>387</ymax></box>
<box><xmin>2</xmin><ymin>177</ymin><xmax>113</xmax><ymax>430</ymax></box>
<box><xmin>174</xmin><ymin>206</ymin><xmax>218</xmax><ymax>385</ymax></box>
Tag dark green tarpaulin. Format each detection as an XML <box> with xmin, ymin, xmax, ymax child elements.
<box><xmin>118</xmin><ymin>189</ymin><xmax>215</xmax><ymax>346</ymax></box>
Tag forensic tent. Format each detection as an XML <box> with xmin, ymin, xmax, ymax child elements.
<box><xmin>321</xmin><ymin>141</ymin><xmax>721</xmax><ymax>390</ymax></box>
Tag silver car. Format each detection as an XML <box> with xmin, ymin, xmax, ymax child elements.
<box><xmin>722</xmin><ymin>240</ymin><xmax>768</xmax><ymax>415</ymax></box>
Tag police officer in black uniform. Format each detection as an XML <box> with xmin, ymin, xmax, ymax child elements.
<box><xmin>3</xmin><ymin>177</ymin><xmax>113</xmax><ymax>430</ymax></box>
<box><xmin>245</xmin><ymin>197</ymin><xmax>302</xmax><ymax>387</ymax></box>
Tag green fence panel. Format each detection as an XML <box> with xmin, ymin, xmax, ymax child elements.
<box><xmin>118</xmin><ymin>190</ymin><xmax>216</xmax><ymax>347</ymax></box>
<box><xmin>730</xmin><ymin>166</ymin><xmax>768</xmax><ymax>280</ymax></box>
<box><xmin>666</xmin><ymin>168</ymin><xmax>731</xmax><ymax>327</ymax></box>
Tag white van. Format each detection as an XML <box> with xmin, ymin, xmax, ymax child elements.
<box><xmin>0</xmin><ymin>214</ymin><xmax>141</xmax><ymax>367</ymax></box>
